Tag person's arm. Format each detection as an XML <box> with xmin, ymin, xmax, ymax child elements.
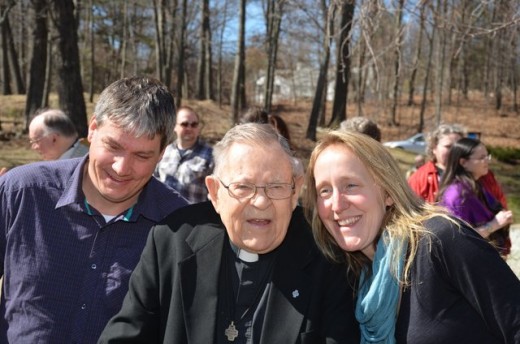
<box><xmin>98</xmin><ymin>227</ymin><xmax>163</xmax><ymax>343</ymax></box>
<box><xmin>475</xmin><ymin>209</ymin><xmax>513</xmax><ymax>238</ymax></box>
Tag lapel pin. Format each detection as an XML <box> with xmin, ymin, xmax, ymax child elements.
<box><xmin>292</xmin><ymin>290</ymin><xmax>300</xmax><ymax>298</ymax></box>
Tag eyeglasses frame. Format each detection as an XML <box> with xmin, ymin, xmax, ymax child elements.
<box><xmin>218</xmin><ymin>178</ymin><xmax>296</xmax><ymax>200</ymax></box>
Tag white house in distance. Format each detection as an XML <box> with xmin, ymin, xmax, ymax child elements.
<box><xmin>254</xmin><ymin>63</ymin><xmax>335</xmax><ymax>103</ymax></box>
<box><xmin>254</xmin><ymin>64</ymin><xmax>376</xmax><ymax>104</ymax></box>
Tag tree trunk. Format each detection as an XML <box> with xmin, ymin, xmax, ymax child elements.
<box><xmin>418</xmin><ymin>4</ymin><xmax>436</xmax><ymax>133</ymax></box>
<box><xmin>511</xmin><ymin>26</ymin><xmax>518</xmax><ymax>113</ymax></box>
<box><xmin>49</xmin><ymin>0</ymin><xmax>88</xmax><ymax>137</ymax></box>
<box><xmin>153</xmin><ymin>0</ymin><xmax>165</xmax><ymax>82</ymax></box>
<box><xmin>176</xmin><ymin>0</ymin><xmax>187</xmax><ymax>108</ymax></box>
<box><xmin>407</xmin><ymin>3</ymin><xmax>425</xmax><ymax>106</ymax></box>
<box><xmin>42</xmin><ymin>29</ymin><xmax>53</xmax><ymax>109</ymax></box>
<box><xmin>330</xmin><ymin>0</ymin><xmax>355</xmax><ymax>127</ymax></box>
<box><xmin>433</xmin><ymin>0</ymin><xmax>447</xmax><ymax>126</ymax></box>
<box><xmin>230</xmin><ymin>0</ymin><xmax>246</xmax><ymax>124</ymax></box>
<box><xmin>216</xmin><ymin>0</ymin><xmax>230</xmax><ymax>107</ymax></box>
<box><xmin>88</xmin><ymin>0</ymin><xmax>94</xmax><ymax>103</ymax></box>
<box><xmin>307</xmin><ymin>0</ymin><xmax>332</xmax><ymax>141</ymax></box>
<box><xmin>390</xmin><ymin>0</ymin><xmax>404</xmax><ymax>126</ymax></box>
<box><xmin>263</xmin><ymin>0</ymin><xmax>284</xmax><ymax>113</ymax></box>
<box><xmin>25</xmin><ymin>0</ymin><xmax>48</xmax><ymax>123</ymax></box>
<box><xmin>1</xmin><ymin>8</ymin><xmax>12</xmax><ymax>95</ymax></box>
<box><xmin>3</xmin><ymin>13</ymin><xmax>25</xmax><ymax>94</ymax></box>
<box><xmin>120</xmin><ymin>0</ymin><xmax>128</xmax><ymax>78</ymax></box>
<box><xmin>482</xmin><ymin>3</ymin><xmax>497</xmax><ymax>99</ymax></box>
<box><xmin>197</xmin><ymin>0</ymin><xmax>212</xmax><ymax>100</ymax></box>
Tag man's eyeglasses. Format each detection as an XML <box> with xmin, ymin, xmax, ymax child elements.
<box><xmin>178</xmin><ymin>121</ymin><xmax>199</xmax><ymax>128</ymax></box>
<box><xmin>218</xmin><ymin>178</ymin><xmax>295</xmax><ymax>200</ymax></box>
<box><xmin>29</xmin><ymin>134</ymin><xmax>50</xmax><ymax>145</ymax></box>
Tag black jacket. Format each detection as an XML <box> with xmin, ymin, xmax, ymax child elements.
<box><xmin>99</xmin><ymin>202</ymin><xmax>359</xmax><ymax>343</ymax></box>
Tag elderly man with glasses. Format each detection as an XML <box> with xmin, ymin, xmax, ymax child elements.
<box><xmin>154</xmin><ymin>106</ymin><xmax>214</xmax><ymax>203</ymax></box>
<box><xmin>28</xmin><ymin>109</ymin><xmax>89</xmax><ymax>161</ymax></box>
<box><xmin>99</xmin><ymin>123</ymin><xmax>359</xmax><ymax>344</ymax></box>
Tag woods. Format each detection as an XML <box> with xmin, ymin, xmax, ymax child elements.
<box><xmin>0</xmin><ymin>0</ymin><xmax>518</xmax><ymax>138</ymax></box>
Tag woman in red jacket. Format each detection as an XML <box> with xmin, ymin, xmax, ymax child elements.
<box><xmin>408</xmin><ymin>124</ymin><xmax>466</xmax><ymax>202</ymax></box>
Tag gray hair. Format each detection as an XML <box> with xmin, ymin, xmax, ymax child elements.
<box><xmin>426</xmin><ymin>123</ymin><xmax>466</xmax><ymax>161</ymax></box>
<box><xmin>339</xmin><ymin>117</ymin><xmax>381</xmax><ymax>142</ymax></box>
<box><xmin>33</xmin><ymin>109</ymin><xmax>78</xmax><ymax>138</ymax></box>
<box><xmin>213</xmin><ymin>123</ymin><xmax>297</xmax><ymax>176</ymax></box>
<box><xmin>93</xmin><ymin>76</ymin><xmax>176</xmax><ymax>150</ymax></box>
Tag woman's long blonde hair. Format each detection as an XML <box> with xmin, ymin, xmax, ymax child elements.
<box><xmin>302</xmin><ymin>130</ymin><xmax>453</xmax><ymax>285</ymax></box>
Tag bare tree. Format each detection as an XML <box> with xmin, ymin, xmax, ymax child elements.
<box><xmin>1</xmin><ymin>3</ymin><xmax>13</xmax><ymax>95</ymax></box>
<box><xmin>389</xmin><ymin>0</ymin><xmax>404</xmax><ymax>126</ymax></box>
<box><xmin>196</xmin><ymin>0</ymin><xmax>213</xmax><ymax>100</ymax></box>
<box><xmin>307</xmin><ymin>0</ymin><xmax>332</xmax><ymax>141</ymax></box>
<box><xmin>263</xmin><ymin>0</ymin><xmax>285</xmax><ymax>112</ymax></box>
<box><xmin>511</xmin><ymin>25</ymin><xmax>518</xmax><ymax>113</ymax></box>
<box><xmin>87</xmin><ymin>0</ymin><xmax>95</xmax><ymax>102</ymax></box>
<box><xmin>433</xmin><ymin>0</ymin><xmax>448</xmax><ymax>126</ymax></box>
<box><xmin>418</xmin><ymin>1</ymin><xmax>435</xmax><ymax>132</ymax></box>
<box><xmin>215</xmin><ymin>0</ymin><xmax>231</xmax><ymax>107</ymax></box>
<box><xmin>49</xmin><ymin>0</ymin><xmax>88</xmax><ymax>137</ymax></box>
<box><xmin>153</xmin><ymin>0</ymin><xmax>175</xmax><ymax>88</ymax></box>
<box><xmin>25</xmin><ymin>0</ymin><xmax>49</xmax><ymax>123</ymax></box>
<box><xmin>407</xmin><ymin>1</ymin><xmax>426</xmax><ymax>106</ymax></box>
<box><xmin>230</xmin><ymin>0</ymin><xmax>246</xmax><ymax>123</ymax></box>
<box><xmin>176</xmin><ymin>0</ymin><xmax>188</xmax><ymax>107</ymax></box>
<box><xmin>1</xmin><ymin>4</ymin><xmax>25</xmax><ymax>95</ymax></box>
<box><xmin>330</xmin><ymin>0</ymin><xmax>355</xmax><ymax>127</ymax></box>
<box><xmin>120</xmin><ymin>0</ymin><xmax>128</xmax><ymax>78</ymax></box>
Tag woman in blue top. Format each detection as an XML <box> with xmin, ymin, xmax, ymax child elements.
<box><xmin>438</xmin><ymin>137</ymin><xmax>513</xmax><ymax>255</ymax></box>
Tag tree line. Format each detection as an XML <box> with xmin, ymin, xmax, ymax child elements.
<box><xmin>0</xmin><ymin>0</ymin><xmax>518</xmax><ymax>139</ymax></box>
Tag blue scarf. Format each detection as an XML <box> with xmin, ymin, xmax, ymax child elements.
<box><xmin>355</xmin><ymin>233</ymin><xmax>407</xmax><ymax>344</ymax></box>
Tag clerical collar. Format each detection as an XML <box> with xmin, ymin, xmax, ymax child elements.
<box><xmin>229</xmin><ymin>242</ymin><xmax>259</xmax><ymax>262</ymax></box>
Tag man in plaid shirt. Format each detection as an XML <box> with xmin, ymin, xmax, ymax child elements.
<box><xmin>155</xmin><ymin>106</ymin><xmax>214</xmax><ymax>203</ymax></box>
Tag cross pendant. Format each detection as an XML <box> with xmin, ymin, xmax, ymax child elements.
<box><xmin>225</xmin><ymin>321</ymin><xmax>239</xmax><ymax>341</ymax></box>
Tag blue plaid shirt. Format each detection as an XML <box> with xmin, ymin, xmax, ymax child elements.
<box><xmin>0</xmin><ymin>156</ymin><xmax>187</xmax><ymax>343</ymax></box>
<box><xmin>155</xmin><ymin>139</ymin><xmax>214</xmax><ymax>203</ymax></box>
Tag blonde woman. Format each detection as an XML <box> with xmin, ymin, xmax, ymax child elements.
<box><xmin>302</xmin><ymin>130</ymin><xmax>520</xmax><ymax>344</ymax></box>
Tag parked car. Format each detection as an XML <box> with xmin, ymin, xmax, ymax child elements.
<box><xmin>383</xmin><ymin>133</ymin><xmax>426</xmax><ymax>154</ymax></box>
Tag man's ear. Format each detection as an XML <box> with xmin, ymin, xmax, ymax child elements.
<box><xmin>87</xmin><ymin>117</ymin><xmax>97</xmax><ymax>143</ymax></box>
<box><xmin>205</xmin><ymin>175</ymin><xmax>220</xmax><ymax>213</ymax></box>
<box><xmin>291</xmin><ymin>174</ymin><xmax>304</xmax><ymax>210</ymax></box>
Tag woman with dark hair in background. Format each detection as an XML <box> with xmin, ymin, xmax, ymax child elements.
<box><xmin>438</xmin><ymin>137</ymin><xmax>513</xmax><ymax>257</ymax></box>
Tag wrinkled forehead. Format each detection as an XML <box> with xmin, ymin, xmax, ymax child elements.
<box><xmin>217</xmin><ymin>142</ymin><xmax>294</xmax><ymax>178</ymax></box>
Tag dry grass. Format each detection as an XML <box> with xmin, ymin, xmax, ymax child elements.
<box><xmin>2</xmin><ymin>93</ymin><xmax>519</xmax><ymax>169</ymax></box>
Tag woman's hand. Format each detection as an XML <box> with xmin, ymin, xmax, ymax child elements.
<box><xmin>494</xmin><ymin>210</ymin><xmax>513</xmax><ymax>229</ymax></box>
<box><xmin>477</xmin><ymin>210</ymin><xmax>513</xmax><ymax>238</ymax></box>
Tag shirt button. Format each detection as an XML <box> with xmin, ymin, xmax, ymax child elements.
<box><xmin>91</xmin><ymin>264</ymin><xmax>97</xmax><ymax>270</ymax></box>
<box><xmin>81</xmin><ymin>304</ymin><xmax>87</xmax><ymax>310</ymax></box>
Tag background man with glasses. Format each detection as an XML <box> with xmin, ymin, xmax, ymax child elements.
<box><xmin>155</xmin><ymin>106</ymin><xmax>214</xmax><ymax>203</ymax></box>
<box><xmin>99</xmin><ymin>123</ymin><xmax>359</xmax><ymax>344</ymax></box>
